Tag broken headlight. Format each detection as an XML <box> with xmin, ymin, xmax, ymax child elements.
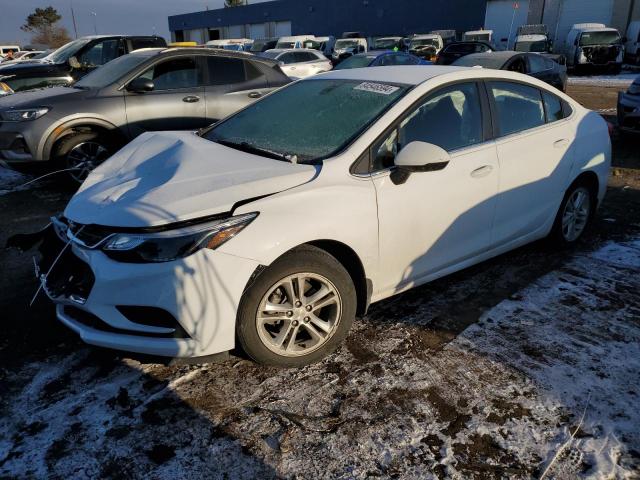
<box><xmin>102</xmin><ymin>213</ymin><xmax>258</xmax><ymax>263</ymax></box>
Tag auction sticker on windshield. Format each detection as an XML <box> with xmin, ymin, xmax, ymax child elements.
<box><xmin>354</xmin><ymin>82</ymin><xmax>400</xmax><ymax>95</ymax></box>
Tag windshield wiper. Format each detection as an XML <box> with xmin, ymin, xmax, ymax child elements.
<box><xmin>215</xmin><ymin>139</ymin><xmax>298</xmax><ymax>164</ymax></box>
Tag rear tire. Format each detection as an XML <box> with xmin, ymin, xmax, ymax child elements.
<box><xmin>549</xmin><ymin>180</ymin><xmax>596</xmax><ymax>247</ymax></box>
<box><xmin>236</xmin><ymin>245</ymin><xmax>356</xmax><ymax>367</ymax></box>
<box><xmin>52</xmin><ymin>132</ymin><xmax>114</xmax><ymax>184</ymax></box>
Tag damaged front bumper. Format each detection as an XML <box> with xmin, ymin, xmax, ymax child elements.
<box><xmin>10</xmin><ymin>217</ymin><xmax>260</xmax><ymax>358</ymax></box>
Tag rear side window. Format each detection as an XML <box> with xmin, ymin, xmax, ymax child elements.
<box><xmin>206</xmin><ymin>57</ymin><xmax>246</xmax><ymax>85</ymax></box>
<box><xmin>489</xmin><ymin>81</ymin><xmax>545</xmax><ymax>136</ymax></box>
<box><xmin>542</xmin><ymin>91</ymin><xmax>571</xmax><ymax>123</ymax></box>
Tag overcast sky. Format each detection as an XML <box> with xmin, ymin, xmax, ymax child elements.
<box><xmin>1</xmin><ymin>0</ymin><xmax>246</xmax><ymax>45</ymax></box>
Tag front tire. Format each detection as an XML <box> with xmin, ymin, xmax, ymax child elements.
<box><xmin>53</xmin><ymin>132</ymin><xmax>113</xmax><ymax>184</ymax></box>
<box><xmin>236</xmin><ymin>245</ymin><xmax>356</xmax><ymax>367</ymax></box>
<box><xmin>549</xmin><ymin>181</ymin><xmax>595</xmax><ymax>246</ymax></box>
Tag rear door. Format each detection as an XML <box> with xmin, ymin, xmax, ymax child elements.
<box><xmin>488</xmin><ymin>81</ymin><xmax>575</xmax><ymax>246</ymax></box>
<box><xmin>124</xmin><ymin>55</ymin><xmax>206</xmax><ymax>136</ymax></box>
<box><xmin>203</xmin><ymin>56</ymin><xmax>273</xmax><ymax>121</ymax></box>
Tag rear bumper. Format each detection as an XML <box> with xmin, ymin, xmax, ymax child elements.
<box><xmin>617</xmin><ymin>94</ymin><xmax>640</xmax><ymax>132</ymax></box>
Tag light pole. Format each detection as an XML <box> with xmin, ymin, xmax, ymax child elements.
<box><xmin>90</xmin><ymin>12</ymin><xmax>98</xmax><ymax>35</ymax></box>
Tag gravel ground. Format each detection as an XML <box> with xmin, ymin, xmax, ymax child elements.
<box><xmin>1</xmin><ymin>82</ymin><xmax>639</xmax><ymax>479</ymax></box>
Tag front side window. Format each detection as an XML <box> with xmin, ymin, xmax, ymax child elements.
<box><xmin>203</xmin><ymin>79</ymin><xmax>409</xmax><ymax>163</ymax></box>
<box><xmin>279</xmin><ymin>53</ymin><xmax>298</xmax><ymax>64</ymax></box>
<box><xmin>490</xmin><ymin>81</ymin><xmax>545</xmax><ymax>136</ymax></box>
<box><xmin>78</xmin><ymin>39</ymin><xmax>123</xmax><ymax>67</ymax></box>
<box><xmin>139</xmin><ymin>57</ymin><xmax>199</xmax><ymax>90</ymax></box>
<box><xmin>373</xmin><ymin>83</ymin><xmax>483</xmax><ymax>170</ymax></box>
<box><xmin>206</xmin><ymin>56</ymin><xmax>245</xmax><ymax>85</ymax></box>
<box><xmin>333</xmin><ymin>55</ymin><xmax>374</xmax><ymax>69</ymax></box>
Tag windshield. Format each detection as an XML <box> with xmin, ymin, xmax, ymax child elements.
<box><xmin>410</xmin><ymin>38</ymin><xmax>438</xmax><ymax>48</ymax></box>
<box><xmin>48</xmin><ymin>39</ymin><xmax>91</xmax><ymax>63</ymax></box>
<box><xmin>203</xmin><ymin>79</ymin><xmax>409</xmax><ymax>163</ymax></box>
<box><xmin>465</xmin><ymin>34</ymin><xmax>490</xmax><ymax>42</ymax></box>
<box><xmin>335</xmin><ymin>40</ymin><xmax>359</xmax><ymax>49</ymax></box>
<box><xmin>515</xmin><ymin>40</ymin><xmax>547</xmax><ymax>52</ymax></box>
<box><xmin>579</xmin><ymin>31</ymin><xmax>621</xmax><ymax>46</ymax></box>
<box><xmin>333</xmin><ymin>55</ymin><xmax>375</xmax><ymax>70</ymax></box>
<box><xmin>75</xmin><ymin>54</ymin><xmax>150</xmax><ymax>89</ymax></box>
<box><xmin>276</xmin><ymin>41</ymin><xmax>295</xmax><ymax>49</ymax></box>
<box><xmin>374</xmin><ymin>38</ymin><xmax>400</xmax><ymax>49</ymax></box>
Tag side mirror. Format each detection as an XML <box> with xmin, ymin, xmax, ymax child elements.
<box><xmin>390</xmin><ymin>141</ymin><xmax>450</xmax><ymax>185</ymax></box>
<box><xmin>127</xmin><ymin>78</ymin><xmax>155</xmax><ymax>93</ymax></box>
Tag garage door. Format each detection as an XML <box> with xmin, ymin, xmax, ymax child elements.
<box><xmin>228</xmin><ymin>24</ymin><xmax>244</xmax><ymax>39</ymax></box>
<box><xmin>275</xmin><ymin>21</ymin><xmax>292</xmax><ymax>37</ymax></box>
<box><xmin>553</xmin><ymin>0</ymin><xmax>614</xmax><ymax>50</ymax></box>
<box><xmin>485</xmin><ymin>0</ymin><xmax>530</xmax><ymax>49</ymax></box>
<box><xmin>249</xmin><ymin>23</ymin><xmax>266</xmax><ymax>39</ymax></box>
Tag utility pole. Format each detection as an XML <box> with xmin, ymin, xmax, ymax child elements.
<box><xmin>70</xmin><ymin>0</ymin><xmax>79</xmax><ymax>38</ymax></box>
<box><xmin>90</xmin><ymin>12</ymin><xmax>97</xmax><ymax>35</ymax></box>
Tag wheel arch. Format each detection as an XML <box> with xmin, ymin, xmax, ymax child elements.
<box><xmin>246</xmin><ymin>239</ymin><xmax>372</xmax><ymax>317</ymax></box>
<box><xmin>571</xmin><ymin>170</ymin><xmax>599</xmax><ymax>207</ymax></box>
<box><xmin>41</xmin><ymin>118</ymin><xmax>127</xmax><ymax>161</ymax></box>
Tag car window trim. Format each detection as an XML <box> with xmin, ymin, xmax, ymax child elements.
<box><xmin>350</xmin><ymin>79</ymin><xmax>492</xmax><ymax>176</ymax></box>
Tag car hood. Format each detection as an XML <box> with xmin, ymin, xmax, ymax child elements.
<box><xmin>0</xmin><ymin>60</ymin><xmax>65</xmax><ymax>76</ymax></box>
<box><xmin>0</xmin><ymin>86</ymin><xmax>86</xmax><ymax>108</ymax></box>
<box><xmin>64</xmin><ymin>131</ymin><xmax>318</xmax><ymax>228</ymax></box>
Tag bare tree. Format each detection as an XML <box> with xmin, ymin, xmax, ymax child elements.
<box><xmin>224</xmin><ymin>0</ymin><xmax>247</xmax><ymax>7</ymax></box>
<box><xmin>21</xmin><ymin>6</ymin><xmax>72</xmax><ymax>48</ymax></box>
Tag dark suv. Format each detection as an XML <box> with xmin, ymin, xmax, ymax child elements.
<box><xmin>0</xmin><ymin>35</ymin><xmax>166</xmax><ymax>93</ymax></box>
<box><xmin>0</xmin><ymin>48</ymin><xmax>290</xmax><ymax>182</ymax></box>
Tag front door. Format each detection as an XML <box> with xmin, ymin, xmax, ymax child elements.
<box><xmin>124</xmin><ymin>55</ymin><xmax>207</xmax><ymax>136</ymax></box>
<box><xmin>372</xmin><ymin>82</ymin><xmax>499</xmax><ymax>294</ymax></box>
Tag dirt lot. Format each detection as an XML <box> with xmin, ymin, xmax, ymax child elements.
<box><xmin>1</xmin><ymin>82</ymin><xmax>639</xmax><ymax>479</ymax></box>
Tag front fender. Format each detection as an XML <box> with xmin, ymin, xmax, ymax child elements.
<box><xmin>219</xmin><ymin>173</ymin><xmax>380</xmax><ymax>288</ymax></box>
<box><xmin>39</xmin><ymin>115</ymin><xmax>126</xmax><ymax>161</ymax></box>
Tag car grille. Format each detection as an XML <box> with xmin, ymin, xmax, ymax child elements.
<box><xmin>39</xmin><ymin>226</ymin><xmax>95</xmax><ymax>303</ymax></box>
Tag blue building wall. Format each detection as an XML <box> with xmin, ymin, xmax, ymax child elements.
<box><xmin>168</xmin><ymin>0</ymin><xmax>488</xmax><ymax>38</ymax></box>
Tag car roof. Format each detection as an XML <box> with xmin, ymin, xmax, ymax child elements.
<box><xmin>128</xmin><ymin>47</ymin><xmax>280</xmax><ymax>65</ymax></box>
<box><xmin>317</xmin><ymin>65</ymin><xmax>471</xmax><ymax>85</ymax></box>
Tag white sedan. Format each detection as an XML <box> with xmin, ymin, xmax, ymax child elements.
<box><xmin>31</xmin><ymin>66</ymin><xmax>610</xmax><ymax>367</ymax></box>
<box><xmin>259</xmin><ymin>48</ymin><xmax>332</xmax><ymax>79</ymax></box>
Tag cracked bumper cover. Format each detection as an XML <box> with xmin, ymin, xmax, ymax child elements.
<box><xmin>31</xmin><ymin>225</ymin><xmax>260</xmax><ymax>358</ymax></box>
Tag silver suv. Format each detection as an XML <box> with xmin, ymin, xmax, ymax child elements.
<box><xmin>0</xmin><ymin>48</ymin><xmax>289</xmax><ymax>182</ymax></box>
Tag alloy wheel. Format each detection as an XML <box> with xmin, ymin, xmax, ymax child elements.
<box><xmin>561</xmin><ymin>187</ymin><xmax>591</xmax><ymax>242</ymax></box>
<box><xmin>66</xmin><ymin>141</ymin><xmax>110</xmax><ymax>183</ymax></box>
<box><xmin>256</xmin><ymin>273</ymin><xmax>342</xmax><ymax>357</ymax></box>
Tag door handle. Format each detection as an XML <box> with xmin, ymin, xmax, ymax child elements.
<box><xmin>470</xmin><ymin>165</ymin><xmax>493</xmax><ymax>178</ymax></box>
<box><xmin>248</xmin><ymin>91</ymin><xmax>262</xmax><ymax>99</ymax></box>
<box><xmin>554</xmin><ymin>138</ymin><xmax>569</xmax><ymax>148</ymax></box>
<box><xmin>182</xmin><ymin>95</ymin><xmax>200</xmax><ymax>103</ymax></box>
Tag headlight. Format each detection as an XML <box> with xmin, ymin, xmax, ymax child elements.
<box><xmin>102</xmin><ymin>213</ymin><xmax>258</xmax><ymax>263</ymax></box>
<box><xmin>1</xmin><ymin>107</ymin><xmax>50</xmax><ymax>122</ymax></box>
